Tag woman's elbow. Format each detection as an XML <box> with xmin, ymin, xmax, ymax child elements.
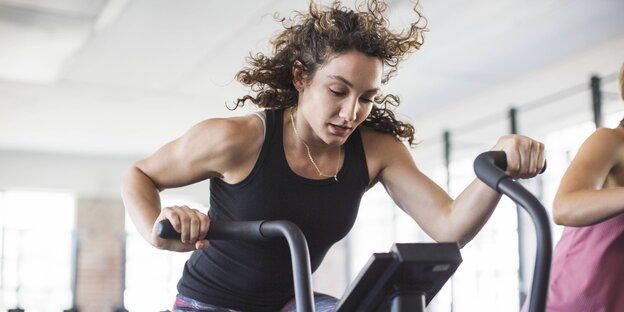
<box><xmin>552</xmin><ymin>197</ymin><xmax>573</xmax><ymax>226</ymax></box>
<box><xmin>552</xmin><ymin>210</ymin><xmax>568</xmax><ymax>226</ymax></box>
<box><xmin>431</xmin><ymin>232</ymin><xmax>468</xmax><ymax>249</ymax></box>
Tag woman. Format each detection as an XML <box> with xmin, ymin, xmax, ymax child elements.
<box><xmin>540</xmin><ymin>64</ymin><xmax>624</xmax><ymax>312</ymax></box>
<box><xmin>121</xmin><ymin>1</ymin><xmax>546</xmax><ymax>311</ymax></box>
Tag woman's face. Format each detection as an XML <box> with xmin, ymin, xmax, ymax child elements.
<box><xmin>296</xmin><ymin>50</ymin><xmax>383</xmax><ymax>146</ymax></box>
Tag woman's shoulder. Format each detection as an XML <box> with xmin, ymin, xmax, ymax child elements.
<box><xmin>359</xmin><ymin>126</ymin><xmax>402</xmax><ymax>143</ymax></box>
<box><xmin>575</xmin><ymin>126</ymin><xmax>624</xmax><ymax>168</ymax></box>
<box><xmin>359</xmin><ymin>126</ymin><xmax>410</xmax><ymax>154</ymax></box>
<box><xmin>586</xmin><ymin>126</ymin><xmax>624</xmax><ymax>147</ymax></box>
<box><xmin>359</xmin><ymin>126</ymin><xmax>410</xmax><ymax>161</ymax></box>
<box><xmin>182</xmin><ymin>114</ymin><xmax>265</xmax><ymax>158</ymax></box>
<box><xmin>196</xmin><ymin>113</ymin><xmax>262</xmax><ymax>134</ymax></box>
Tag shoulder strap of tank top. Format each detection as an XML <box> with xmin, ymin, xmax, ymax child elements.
<box><xmin>252</xmin><ymin>111</ymin><xmax>267</xmax><ymax>139</ymax></box>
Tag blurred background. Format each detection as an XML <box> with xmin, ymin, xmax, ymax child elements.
<box><xmin>0</xmin><ymin>0</ymin><xmax>622</xmax><ymax>311</ymax></box>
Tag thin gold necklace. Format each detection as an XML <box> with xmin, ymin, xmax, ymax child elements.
<box><xmin>289</xmin><ymin>108</ymin><xmax>341</xmax><ymax>181</ymax></box>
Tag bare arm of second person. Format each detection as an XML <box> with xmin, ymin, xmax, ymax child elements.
<box><xmin>553</xmin><ymin>127</ymin><xmax>624</xmax><ymax>226</ymax></box>
<box><xmin>121</xmin><ymin>115</ymin><xmax>264</xmax><ymax>252</ymax></box>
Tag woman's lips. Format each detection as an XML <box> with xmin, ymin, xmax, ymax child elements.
<box><xmin>329</xmin><ymin>123</ymin><xmax>351</xmax><ymax>136</ymax></box>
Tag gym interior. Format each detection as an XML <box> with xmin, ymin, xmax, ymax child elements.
<box><xmin>0</xmin><ymin>0</ymin><xmax>623</xmax><ymax>311</ymax></box>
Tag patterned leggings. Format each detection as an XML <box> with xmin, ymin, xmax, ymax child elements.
<box><xmin>172</xmin><ymin>293</ymin><xmax>338</xmax><ymax>312</ymax></box>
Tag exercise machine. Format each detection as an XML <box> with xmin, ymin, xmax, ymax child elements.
<box><xmin>474</xmin><ymin>151</ymin><xmax>552</xmax><ymax>312</ymax></box>
<box><xmin>158</xmin><ymin>150</ymin><xmax>552</xmax><ymax>312</ymax></box>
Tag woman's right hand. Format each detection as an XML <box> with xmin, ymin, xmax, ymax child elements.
<box><xmin>151</xmin><ymin>205</ymin><xmax>211</xmax><ymax>252</ymax></box>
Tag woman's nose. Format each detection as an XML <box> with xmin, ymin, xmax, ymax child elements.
<box><xmin>339</xmin><ymin>99</ymin><xmax>358</xmax><ymax>122</ymax></box>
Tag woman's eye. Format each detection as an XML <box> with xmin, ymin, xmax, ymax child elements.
<box><xmin>360</xmin><ymin>98</ymin><xmax>373</xmax><ymax>104</ymax></box>
<box><xmin>330</xmin><ymin>89</ymin><xmax>345</xmax><ymax>96</ymax></box>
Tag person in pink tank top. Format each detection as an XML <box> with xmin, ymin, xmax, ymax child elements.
<box><xmin>522</xmin><ymin>64</ymin><xmax>624</xmax><ymax>312</ymax></box>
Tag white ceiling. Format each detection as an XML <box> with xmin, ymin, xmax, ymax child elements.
<box><xmin>0</xmin><ymin>0</ymin><xmax>623</xmax><ymax>158</ymax></box>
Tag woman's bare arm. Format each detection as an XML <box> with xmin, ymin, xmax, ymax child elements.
<box><xmin>364</xmin><ymin>130</ymin><xmax>544</xmax><ymax>247</ymax></box>
<box><xmin>553</xmin><ymin>128</ymin><xmax>624</xmax><ymax>226</ymax></box>
<box><xmin>121</xmin><ymin>116</ymin><xmax>263</xmax><ymax>251</ymax></box>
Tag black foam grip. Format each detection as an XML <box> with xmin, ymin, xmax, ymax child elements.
<box><xmin>156</xmin><ymin>219</ymin><xmax>180</xmax><ymax>239</ymax></box>
<box><xmin>155</xmin><ymin>219</ymin><xmax>267</xmax><ymax>240</ymax></box>
<box><xmin>474</xmin><ymin>151</ymin><xmax>547</xmax><ymax>192</ymax></box>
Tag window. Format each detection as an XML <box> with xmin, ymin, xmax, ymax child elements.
<box><xmin>0</xmin><ymin>190</ymin><xmax>75</xmax><ymax>312</ymax></box>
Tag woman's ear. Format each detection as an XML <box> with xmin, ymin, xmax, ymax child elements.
<box><xmin>292</xmin><ymin>60</ymin><xmax>305</xmax><ymax>92</ymax></box>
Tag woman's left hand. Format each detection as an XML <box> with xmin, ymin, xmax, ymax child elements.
<box><xmin>491</xmin><ymin>134</ymin><xmax>545</xmax><ymax>179</ymax></box>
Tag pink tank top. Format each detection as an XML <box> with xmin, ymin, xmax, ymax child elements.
<box><xmin>545</xmin><ymin>213</ymin><xmax>624</xmax><ymax>312</ymax></box>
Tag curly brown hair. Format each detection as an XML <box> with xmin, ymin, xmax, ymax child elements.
<box><xmin>234</xmin><ymin>0</ymin><xmax>427</xmax><ymax>146</ymax></box>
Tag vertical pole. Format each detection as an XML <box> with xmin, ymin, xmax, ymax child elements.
<box><xmin>443</xmin><ymin>130</ymin><xmax>451</xmax><ymax>192</ymax></box>
<box><xmin>72</xmin><ymin>231</ymin><xmax>80</xmax><ymax>309</ymax></box>
<box><xmin>64</xmin><ymin>231</ymin><xmax>80</xmax><ymax>312</ymax></box>
<box><xmin>115</xmin><ymin>234</ymin><xmax>128</xmax><ymax>312</ymax></box>
<box><xmin>509</xmin><ymin>108</ymin><xmax>518</xmax><ymax>135</ymax></box>
<box><xmin>591</xmin><ymin>75</ymin><xmax>603</xmax><ymax>128</ymax></box>
<box><xmin>443</xmin><ymin>130</ymin><xmax>453</xmax><ymax>312</ymax></box>
<box><xmin>12</xmin><ymin>230</ymin><xmax>25</xmax><ymax>312</ymax></box>
<box><xmin>509</xmin><ymin>107</ymin><xmax>527</xmax><ymax>308</ymax></box>
<box><xmin>120</xmin><ymin>234</ymin><xmax>127</xmax><ymax>311</ymax></box>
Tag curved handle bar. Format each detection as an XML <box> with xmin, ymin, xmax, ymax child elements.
<box><xmin>473</xmin><ymin>151</ymin><xmax>547</xmax><ymax>192</ymax></box>
<box><xmin>156</xmin><ymin>219</ymin><xmax>267</xmax><ymax>240</ymax></box>
<box><xmin>157</xmin><ymin>219</ymin><xmax>315</xmax><ymax>312</ymax></box>
<box><xmin>474</xmin><ymin>151</ymin><xmax>552</xmax><ymax>312</ymax></box>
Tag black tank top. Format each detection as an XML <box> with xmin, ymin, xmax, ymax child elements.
<box><xmin>177</xmin><ymin>109</ymin><xmax>370</xmax><ymax>311</ymax></box>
